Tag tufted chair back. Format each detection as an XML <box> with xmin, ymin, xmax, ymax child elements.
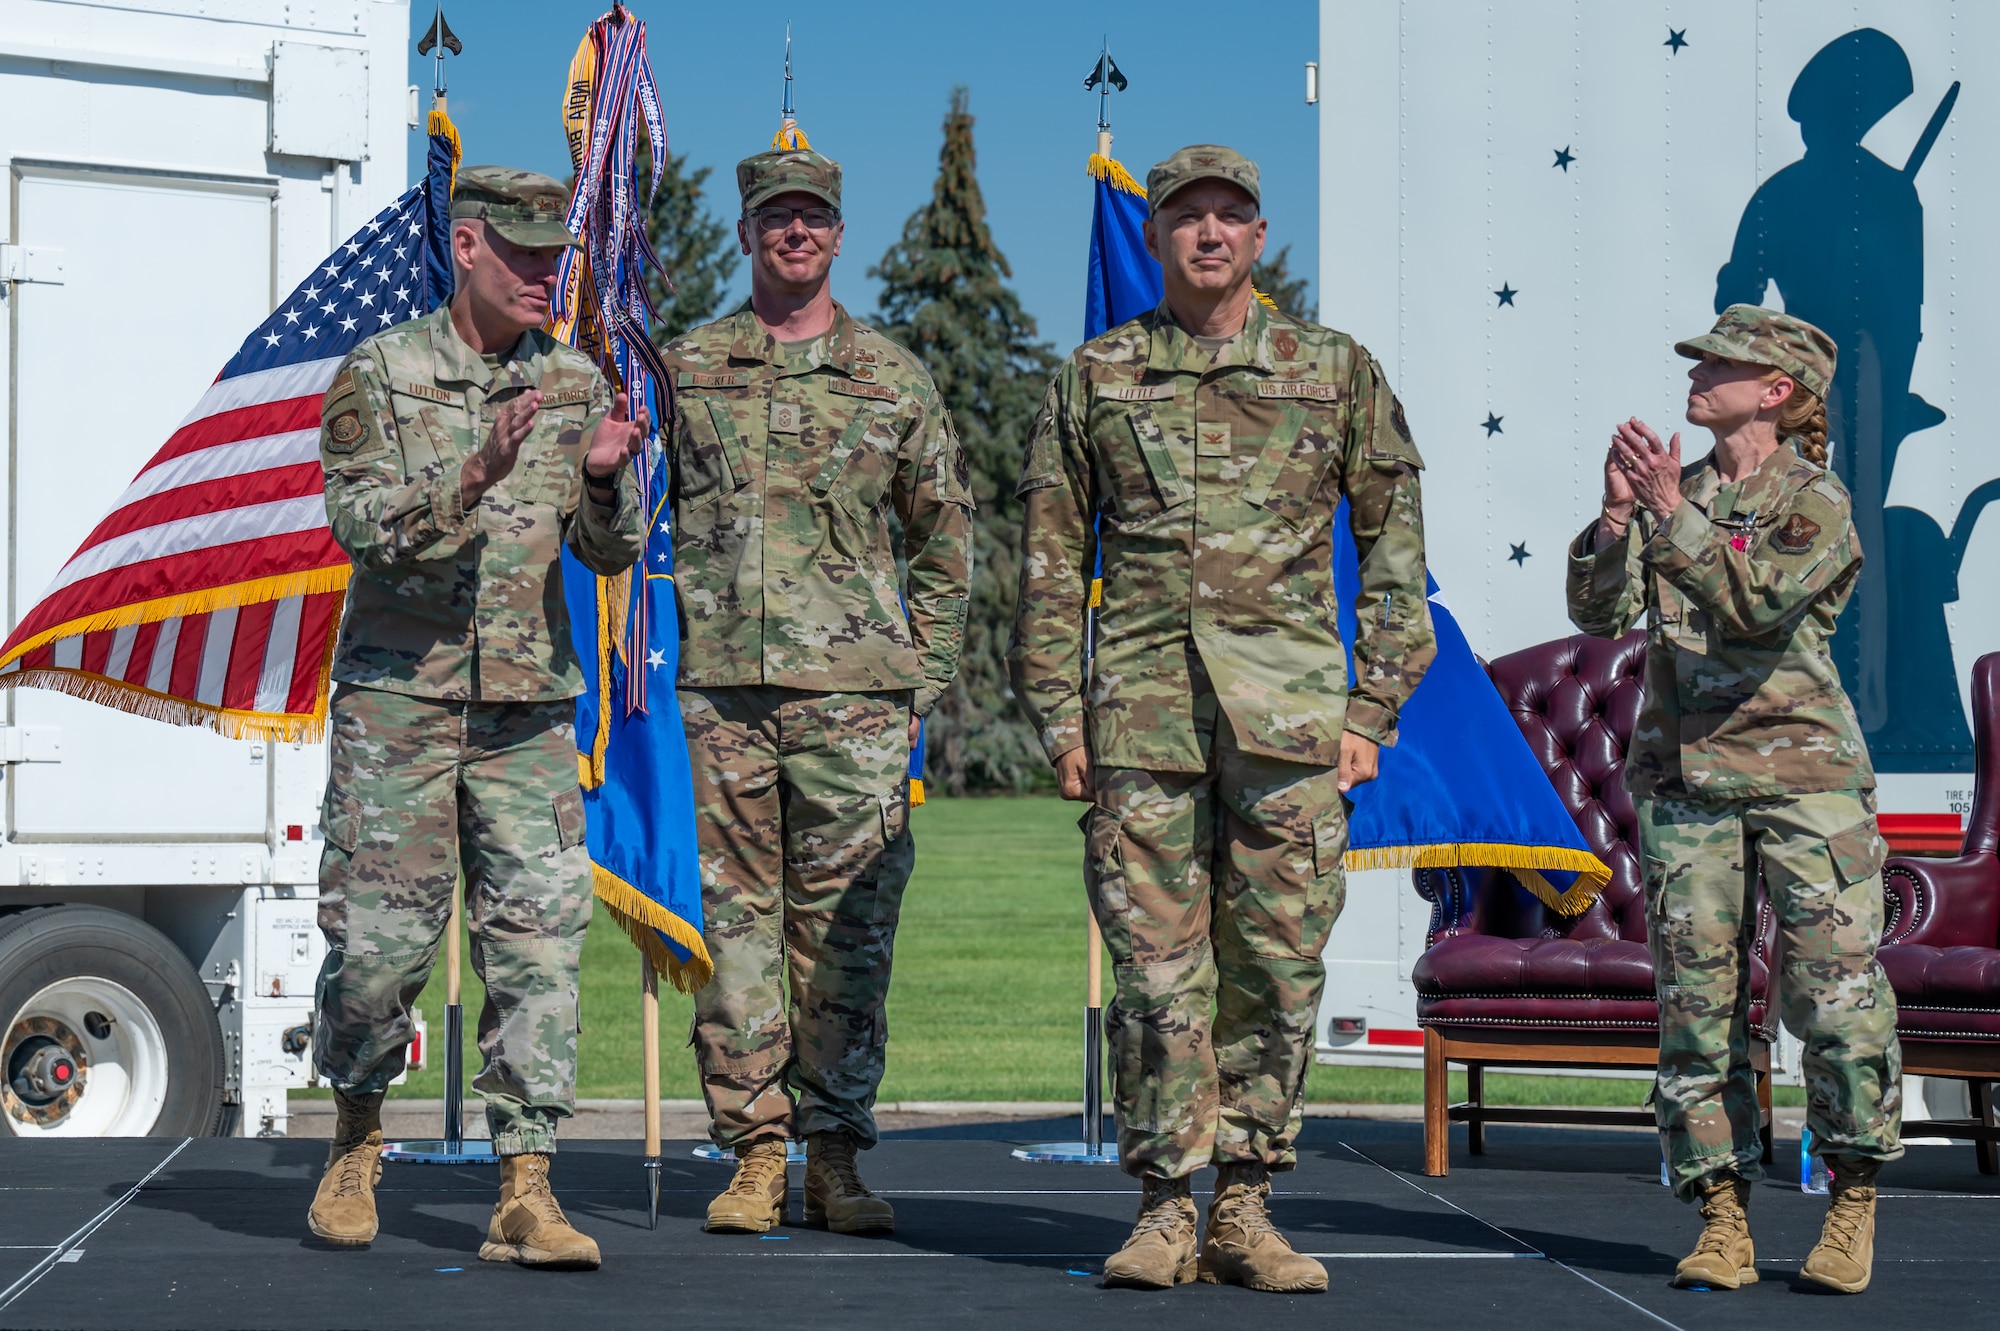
<box><xmin>1484</xmin><ymin>631</ymin><xmax>1649</xmax><ymax>942</ymax></box>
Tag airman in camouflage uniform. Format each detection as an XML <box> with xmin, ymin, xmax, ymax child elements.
<box><xmin>1568</xmin><ymin>306</ymin><xmax>1900</xmax><ymax>1295</ymax></box>
<box><xmin>1011</xmin><ymin>145</ymin><xmax>1435</xmax><ymax>1292</ymax></box>
<box><xmin>667</xmin><ymin>147</ymin><xmax>972</xmax><ymax>1237</ymax></box>
<box><xmin>308</xmin><ymin>166</ymin><xmax>647</xmax><ymax>1270</ymax></box>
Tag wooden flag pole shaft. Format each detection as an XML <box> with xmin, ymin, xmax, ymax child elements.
<box><xmin>641</xmin><ymin>958</ymin><xmax>662</xmax><ymax>1229</ymax></box>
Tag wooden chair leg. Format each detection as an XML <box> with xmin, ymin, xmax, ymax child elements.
<box><xmin>1423</xmin><ymin>1027</ymin><xmax>1449</xmax><ymax>1177</ymax></box>
<box><xmin>1466</xmin><ymin>1063</ymin><xmax>1485</xmax><ymax>1156</ymax></box>
<box><xmin>1976</xmin><ymin>1081</ymin><xmax>1998</xmax><ymax>1177</ymax></box>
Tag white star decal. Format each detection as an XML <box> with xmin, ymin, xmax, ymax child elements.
<box><xmin>339</xmin><ymin>315</ymin><xmax>358</xmax><ymax>332</ymax></box>
<box><xmin>656</xmin><ymin>551</ymin><xmax>669</xmax><ymax>562</ymax></box>
<box><xmin>301</xmin><ymin>325</ymin><xmax>319</xmax><ymax>340</ymax></box>
<box><xmin>658</xmin><ymin>520</ymin><xmax>670</xmax><ymax>533</ymax></box>
<box><xmin>262</xmin><ymin>331</ymin><xmax>281</xmax><ymax>348</ymax></box>
<box><xmin>646</xmin><ymin>649</ymin><xmax>667</xmax><ymax>669</ymax></box>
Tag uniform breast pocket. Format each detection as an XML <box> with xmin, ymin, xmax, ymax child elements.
<box><xmin>675</xmin><ymin>395</ymin><xmax>746</xmax><ymax>509</ymax></box>
<box><xmin>512</xmin><ymin>405</ymin><xmax>590</xmax><ymax>507</ymax></box>
<box><xmin>1250</xmin><ymin>402</ymin><xmax>1346</xmax><ymax>529</ymax></box>
<box><xmin>812</xmin><ymin>407</ymin><xmax>900</xmax><ymax>521</ymax></box>
<box><xmin>1088</xmin><ymin>401</ymin><xmax>1190</xmax><ymax>523</ymax></box>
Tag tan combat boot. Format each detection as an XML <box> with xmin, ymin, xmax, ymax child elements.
<box><xmin>1198</xmin><ymin>1161</ymin><xmax>1328</xmax><ymax>1293</ymax></box>
<box><xmin>1801</xmin><ymin>1156</ymin><xmax>1878</xmax><ymax>1294</ymax></box>
<box><xmin>803</xmin><ymin>1130</ymin><xmax>895</xmax><ymax>1234</ymax></box>
<box><xmin>1101</xmin><ymin>1175</ymin><xmax>1198</xmax><ymax>1289</ymax></box>
<box><xmin>704</xmin><ymin>1138</ymin><xmax>790</xmax><ymax>1233</ymax></box>
<box><xmin>1673</xmin><ymin>1172</ymin><xmax>1757</xmax><ymax>1289</ymax></box>
<box><xmin>479</xmin><ymin>1153</ymin><xmax>601</xmax><ymax>1270</ymax></box>
<box><xmin>307</xmin><ymin>1090</ymin><xmax>384</xmax><ymax>1246</ymax></box>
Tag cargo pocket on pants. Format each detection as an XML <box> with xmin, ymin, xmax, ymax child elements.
<box><xmin>1082</xmin><ymin>803</ymin><xmax>1132</xmax><ymax>960</ymax></box>
<box><xmin>322</xmin><ymin>786</ymin><xmax>362</xmax><ymax>855</ymax></box>
<box><xmin>552</xmin><ymin>787</ymin><xmax>588</xmax><ymax>850</ymax></box>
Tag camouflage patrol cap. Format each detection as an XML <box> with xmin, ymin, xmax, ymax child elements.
<box><xmin>1146</xmin><ymin>144</ymin><xmax>1261</xmax><ymax>216</ymax></box>
<box><xmin>1674</xmin><ymin>304</ymin><xmax>1837</xmax><ymax>400</ymax></box>
<box><xmin>450</xmin><ymin>165</ymin><xmax>579</xmax><ymax>249</ymax></box>
<box><xmin>737</xmin><ymin>149</ymin><xmax>842</xmax><ymax>213</ymax></box>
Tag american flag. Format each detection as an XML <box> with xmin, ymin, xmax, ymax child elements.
<box><xmin>0</xmin><ymin>129</ymin><xmax>458</xmax><ymax>741</ymax></box>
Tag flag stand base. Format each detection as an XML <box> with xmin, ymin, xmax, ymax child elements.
<box><xmin>383</xmin><ymin>1000</ymin><xmax>498</xmax><ymax>1164</ymax></box>
<box><xmin>1014</xmin><ymin>1001</ymin><xmax>1117</xmax><ymax>1164</ymax></box>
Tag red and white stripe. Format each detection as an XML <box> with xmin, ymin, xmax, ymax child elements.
<box><xmin>0</xmin><ymin>356</ymin><xmax>351</xmax><ymax>719</ymax></box>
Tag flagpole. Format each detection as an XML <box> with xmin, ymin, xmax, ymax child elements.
<box><xmin>382</xmin><ymin>885</ymin><xmax>499</xmax><ymax>1163</ymax></box>
<box><xmin>641</xmin><ymin>956</ymin><xmax>662</xmax><ymax>1228</ymax></box>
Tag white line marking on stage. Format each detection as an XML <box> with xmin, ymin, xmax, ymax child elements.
<box><xmin>0</xmin><ymin>1137</ymin><xmax>191</xmax><ymax>1313</ymax></box>
<box><xmin>1338</xmin><ymin>1142</ymin><xmax>1685</xmax><ymax>1331</ymax></box>
<box><xmin>670</xmin><ymin>1250</ymin><xmax>1539</xmax><ymax>1260</ymax></box>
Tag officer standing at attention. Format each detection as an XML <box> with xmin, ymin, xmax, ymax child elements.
<box><xmin>661</xmin><ymin>146</ymin><xmax>972</xmax><ymax>1236</ymax></box>
<box><xmin>306</xmin><ymin>166</ymin><xmax>648</xmax><ymax>1270</ymax></box>
<box><xmin>1010</xmin><ymin>145</ymin><xmax>1435</xmax><ymax>1293</ymax></box>
<box><xmin>1569</xmin><ymin>306</ymin><xmax>1901</xmax><ymax>1296</ymax></box>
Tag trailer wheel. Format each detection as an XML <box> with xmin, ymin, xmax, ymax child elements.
<box><xmin>0</xmin><ymin>906</ymin><xmax>225</xmax><ymax>1137</ymax></box>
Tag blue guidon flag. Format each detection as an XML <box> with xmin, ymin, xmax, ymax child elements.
<box><xmin>1082</xmin><ymin>149</ymin><xmax>1609</xmax><ymax>912</ymax></box>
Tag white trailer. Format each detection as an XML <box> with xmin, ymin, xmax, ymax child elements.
<box><xmin>1312</xmin><ymin>1</ymin><xmax>2000</xmax><ymax>1087</ymax></box>
<box><xmin>0</xmin><ymin>0</ymin><xmax>411</xmax><ymax>1137</ymax></box>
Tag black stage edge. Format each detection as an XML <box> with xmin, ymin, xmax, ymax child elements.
<box><xmin>2</xmin><ymin>1118</ymin><xmax>1996</xmax><ymax>1330</ymax></box>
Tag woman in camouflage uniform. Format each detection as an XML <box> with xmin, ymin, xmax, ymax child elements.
<box><xmin>1567</xmin><ymin>306</ymin><xmax>1901</xmax><ymax>1296</ymax></box>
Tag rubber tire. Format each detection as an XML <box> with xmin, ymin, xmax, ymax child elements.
<box><xmin>0</xmin><ymin>904</ymin><xmax>226</xmax><ymax>1137</ymax></box>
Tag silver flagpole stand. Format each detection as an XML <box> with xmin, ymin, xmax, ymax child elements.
<box><xmin>383</xmin><ymin>886</ymin><xmax>497</xmax><ymax>1164</ymax></box>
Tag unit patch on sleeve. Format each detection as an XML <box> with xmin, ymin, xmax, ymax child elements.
<box><xmin>326</xmin><ymin>410</ymin><xmax>367</xmax><ymax>453</ymax></box>
<box><xmin>1770</xmin><ymin>512</ymin><xmax>1823</xmax><ymax>554</ymax></box>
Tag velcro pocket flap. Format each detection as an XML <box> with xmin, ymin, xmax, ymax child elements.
<box><xmin>322</xmin><ymin>787</ymin><xmax>362</xmax><ymax>855</ymax></box>
<box><xmin>553</xmin><ymin>786</ymin><xmax>588</xmax><ymax>851</ymax></box>
<box><xmin>811</xmin><ymin>410</ymin><xmax>883</xmax><ymax>498</ymax></box>
<box><xmin>1827</xmin><ymin>821</ymin><xmax>1886</xmax><ymax>886</ymax></box>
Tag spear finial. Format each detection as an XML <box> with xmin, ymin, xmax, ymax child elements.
<box><xmin>416</xmin><ymin>4</ymin><xmax>462</xmax><ymax>110</ymax></box>
<box><xmin>1083</xmin><ymin>38</ymin><xmax>1128</xmax><ymax>159</ymax></box>
<box><xmin>773</xmin><ymin>24</ymin><xmax>811</xmax><ymax>150</ymax></box>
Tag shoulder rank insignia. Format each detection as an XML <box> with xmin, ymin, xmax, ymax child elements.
<box><xmin>828</xmin><ymin>379</ymin><xmax>900</xmax><ymax>403</ymax></box>
<box><xmin>1256</xmin><ymin>382</ymin><xmax>1339</xmax><ymax>401</ymax></box>
<box><xmin>1770</xmin><ymin>512</ymin><xmax>1823</xmax><ymax>554</ymax></box>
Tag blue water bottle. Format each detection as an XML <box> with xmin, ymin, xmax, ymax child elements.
<box><xmin>1800</xmin><ymin>1126</ymin><xmax>1830</xmax><ymax>1194</ymax></box>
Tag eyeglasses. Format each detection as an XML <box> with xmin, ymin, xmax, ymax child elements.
<box><xmin>747</xmin><ymin>205</ymin><xmax>841</xmax><ymax>233</ymax></box>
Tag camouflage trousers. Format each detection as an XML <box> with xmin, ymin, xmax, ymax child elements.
<box><xmin>1085</xmin><ymin>690</ymin><xmax>1348</xmax><ymax>1179</ymax></box>
<box><xmin>681</xmin><ymin>686</ymin><xmax>914</xmax><ymax>1151</ymax></box>
<box><xmin>312</xmin><ymin>684</ymin><xmax>592</xmax><ymax>1156</ymax></box>
<box><xmin>1640</xmin><ymin>788</ymin><xmax>1902</xmax><ymax>1200</ymax></box>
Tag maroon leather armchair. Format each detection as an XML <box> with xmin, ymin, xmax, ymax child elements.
<box><xmin>1881</xmin><ymin>651</ymin><xmax>2000</xmax><ymax>1173</ymax></box>
<box><xmin>1411</xmin><ymin>631</ymin><xmax>1776</xmax><ymax>1175</ymax></box>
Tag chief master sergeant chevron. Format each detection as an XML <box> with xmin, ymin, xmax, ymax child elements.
<box><xmin>661</xmin><ymin>145</ymin><xmax>972</xmax><ymax>1236</ymax></box>
<box><xmin>305</xmin><ymin>166</ymin><xmax>647</xmax><ymax>1270</ymax></box>
<box><xmin>1010</xmin><ymin>145</ymin><xmax>1435</xmax><ymax>1293</ymax></box>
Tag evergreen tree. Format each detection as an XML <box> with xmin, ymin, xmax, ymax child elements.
<box><xmin>871</xmin><ymin>89</ymin><xmax>1059</xmax><ymax>795</ymax></box>
<box><xmin>1253</xmin><ymin>243</ymin><xmax>1317</xmax><ymax>322</ymax></box>
<box><xmin>642</xmin><ymin>146</ymin><xmax>742</xmax><ymax>341</ymax></box>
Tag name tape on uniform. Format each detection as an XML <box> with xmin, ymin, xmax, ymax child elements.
<box><xmin>1256</xmin><ymin>382</ymin><xmax>1340</xmax><ymax>401</ymax></box>
<box><xmin>677</xmin><ymin>371</ymin><xmax>750</xmax><ymax>388</ymax></box>
<box><xmin>1099</xmin><ymin>384</ymin><xmax>1177</xmax><ymax>402</ymax></box>
<box><xmin>828</xmin><ymin>380</ymin><xmax>900</xmax><ymax>404</ymax></box>
<box><xmin>393</xmin><ymin>380</ymin><xmax>466</xmax><ymax>406</ymax></box>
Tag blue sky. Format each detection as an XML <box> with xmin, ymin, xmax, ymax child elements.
<box><xmin>407</xmin><ymin>1</ymin><xmax>1319</xmax><ymax>347</ymax></box>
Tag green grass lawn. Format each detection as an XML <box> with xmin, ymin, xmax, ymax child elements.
<box><xmin>375</xmin><ymin>796</ymin><xmax>1796</xmax><ymax>1110</ymax></box>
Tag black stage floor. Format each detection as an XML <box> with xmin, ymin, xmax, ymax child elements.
<box><xmin>2</xmin><ymin>1118</ymin><xmax>1995</xmax><ymax>1330</ymax></box>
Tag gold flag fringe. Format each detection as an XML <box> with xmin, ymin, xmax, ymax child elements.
<box><xmin>0</xmin><ymin>565</ymin><xmax>352</xmax><ymax>674</ymax></box>
<box><xmin>592</xmin><ymin>865</ymin><xmax>713</xmax><ymax>992</ymax></box>
<box><xmin>1087</xmin><ymin>153</ymin><xmax>1146</xmax><ymax>197</ymax></box>
<box><xmin>1341</xmin><ymin>842</ymin><xmax>1611</xmax><ymax>916</ymax></box>
<box><xmin>427</xmin><ymin>105</ymin><xmax>462</xmax><ymax>194</ymax></box>
<box><xmin>0</xmin><ymin>668</ymin><xmax>332</xmax><ymax>743</ymax></box>
<box><xmin>771</xmin><ymin>118</ymin><xmax>811</xmax><ymax>151</ymax></box>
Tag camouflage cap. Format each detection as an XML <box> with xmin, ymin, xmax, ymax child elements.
<box><xmin>449</xmin><ymin>165</ymin><xmax>578</xmax><ymax>249</ymax></box>
<box><xmin>1145</xmin><ymin>144</ymin><xmax>1261</xmax><ymax>216</ymax></box>
<box><xmin>736</xmin><ymin>148</ymin><xmax>841</xmax><ymax>213</ymax></box>
<box><xmin>1674</xmin><ymin>304</ymin><xmax>1837</xmax><ymax>400</ymax></box>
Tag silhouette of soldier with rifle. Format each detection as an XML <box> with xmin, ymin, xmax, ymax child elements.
<box><xmin>1715</xmin><ymin>27</ymin><xmax>1994</xmax><ymax>771</ymax></box>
